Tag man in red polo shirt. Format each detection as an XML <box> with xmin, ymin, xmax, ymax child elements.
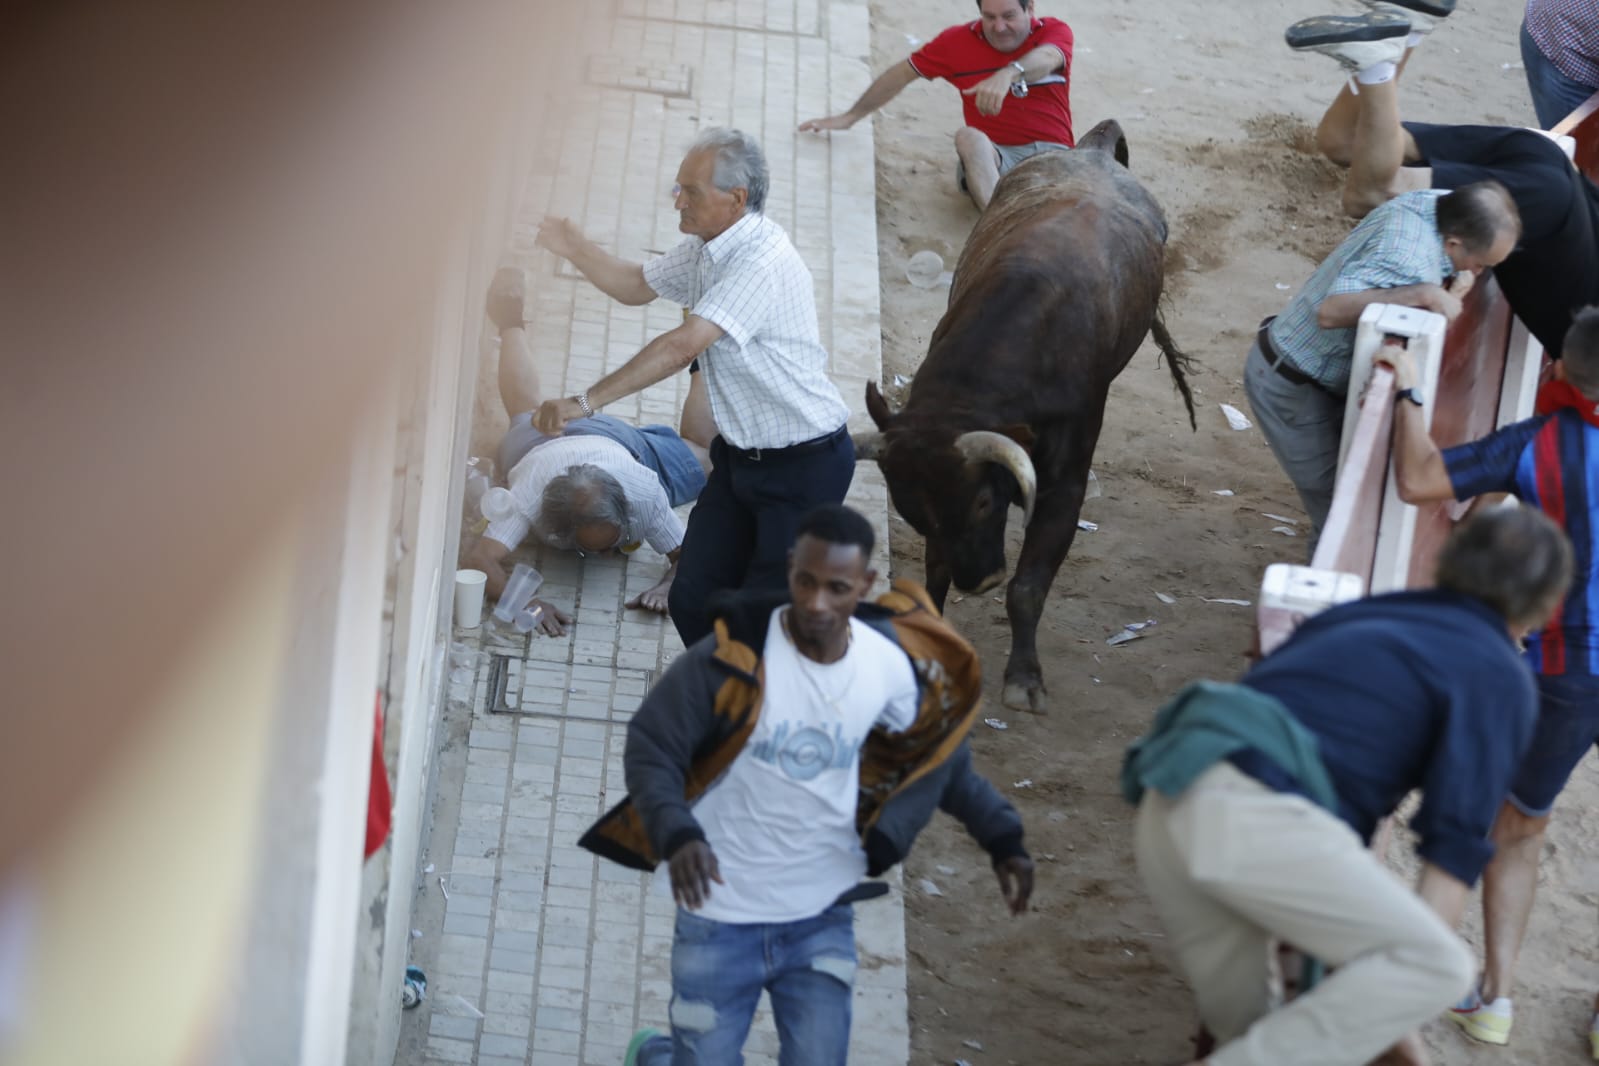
<box><xmin>799</xmin><ymin>0</ymin><xmax>1074</xmax><ymax>210</ymax></box>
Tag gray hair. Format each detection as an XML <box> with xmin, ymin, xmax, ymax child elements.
<box><xmin>535</xmin><ymin>464</ymin><xmax>630</xmax><ymax>550</ymax></box>
<box><xmin>690</xmin><ymin>127</ymin><xmax>768</xmax><ymax>215</ymax></box>
<box><xmin>1435</xmin><ymin>504</ymin><xmax>1573</xmax><ymax>632</ymax></box>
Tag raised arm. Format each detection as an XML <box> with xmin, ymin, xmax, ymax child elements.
<box><xmin>799</xmin><ymin>60</ymin><xmax>921</xmax><ymax>132</ymax></box>
<box><xmin>535</xmin><ymin>215</ymin><xmax>657</xmax><ymax>305</ymax></box>
<box><xmin>534</xmin><ymin>315</ymin><xmax>724</xmax><ymax>433</ymax></box>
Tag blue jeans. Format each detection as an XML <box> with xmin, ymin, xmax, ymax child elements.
<box><xmin>1521</xmin><ymin>20</ymin><xmax>1599</xmax><ymax>130</ymax></box>
<box><xmin>637</xmin><ymin>905</ymin><xmax>856</xmax><ymax>1066</ymax></box>
<box><xmin>497</xmin><ymin>412</ymin><xmax>707</xmax><ymax>507</ymax></box>
<box><xmin>1508</xmin><ymin>671</ymin><xmax>1599</xmax><ymax>815</ymax></box>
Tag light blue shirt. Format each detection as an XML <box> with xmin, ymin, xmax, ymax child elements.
<box><xmin>1269</xmin><ymin>189</ymin><xmax>1454</xmax><ymax>394</ymax></box>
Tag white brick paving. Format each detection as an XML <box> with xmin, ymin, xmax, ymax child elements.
<box><xmin>398</xmin><ymin>0</ymin><xmax>903</xmax><ymax>1060</ymax></box>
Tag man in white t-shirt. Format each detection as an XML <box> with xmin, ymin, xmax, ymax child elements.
<box><xmin>579</xmin><ymin>504</ymin><xmax>1034</xmax><ymax>1065</ymax></box>
<box><xmin>461</xmin><ymin>268</ymin><xmax>716</xmax><ymax>629</ymax></box>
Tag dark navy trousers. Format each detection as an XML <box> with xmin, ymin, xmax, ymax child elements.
<box><xmin>667</xmin><ymin>428</ymin><xmax>855</xmax><ymax>646</ymax></box>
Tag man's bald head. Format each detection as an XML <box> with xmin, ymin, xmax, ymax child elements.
<box><xmin>1437</xmin><ymin>180</ymin><xmax>1522</xmax><ymax>274</ymax></box>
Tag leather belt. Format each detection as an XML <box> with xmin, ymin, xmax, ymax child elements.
<box><xmin>725</xmin><ymin>424</ymin><xmax>848</xmax><ymax>463</ymax></box>
<box><xmin>1256</xmin><ymin>315</ymin><xmax>1323</xmax><ymax>390</ymax></box>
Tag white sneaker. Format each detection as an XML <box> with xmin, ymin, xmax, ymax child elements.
<box><xmin>1286</xmin><ymin>13</ymin><xmax>1411</xmax><ymax>73</ymax></box>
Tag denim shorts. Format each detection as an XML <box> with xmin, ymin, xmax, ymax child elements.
<box><xmin>1508</xmin><ymin>671</ymin><xmax>1599</xmax><ymax>816</ymax></box>
<box><xmin>958</xmin><ymin>139</ymin><xmax>1070</xmax><ymax>192</ymax></box>
<box><xmin>497</xmin><ymin>412</ymin><xmax>706</xmax><ymax>507</ymax></box>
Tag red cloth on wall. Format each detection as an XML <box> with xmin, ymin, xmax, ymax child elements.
<box><xmin>365</xmin><ymin>694</ymin><xmax>392</xmax><ymax>859</ymax></box>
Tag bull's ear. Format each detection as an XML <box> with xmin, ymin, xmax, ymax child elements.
<box><xmin>865</xmin><ymin>380</ymin><xmax>895</xmax><ymax>429</ymax></box>
<box><xmin>996</xmin><ymin>424</ymin><xmax>1035</xmax><ymax>452</ymax></box>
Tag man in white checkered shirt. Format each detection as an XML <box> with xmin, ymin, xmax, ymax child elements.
<box><xmin>534</xmin><ymin>127</ymin><xmax>856</xmax><ymax>645</ymax></box>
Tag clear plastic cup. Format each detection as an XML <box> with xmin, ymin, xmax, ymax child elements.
<box><xmin>482</xmin><ymin>486</ymin><xmax>516</xmax><ymax>523</ymax></box>
<box><xmin>493</xmin><ymin>563</ymin><xmax>543</xmax><ymax>623</ymax></box>
<box><xmin>512</xmin><ymin>605</ymin><xmax>545</xmax><ymax>633</ymax></box>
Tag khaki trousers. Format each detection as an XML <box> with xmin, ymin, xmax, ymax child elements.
<box><xmin>1135</xmin><ymin>763</ymin><xmax>1474</xmax><ymax>1066</ymax></box>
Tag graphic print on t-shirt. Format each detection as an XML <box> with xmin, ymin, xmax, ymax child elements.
<box><xmin>748</xmin><ymin>720</ymin><xmax>862</xmax><ymax>780</ymax></box>
<box><xmin>676</xmin><ymin>610</ymin><xmax>921</xmax><ymax>924</ymax></box>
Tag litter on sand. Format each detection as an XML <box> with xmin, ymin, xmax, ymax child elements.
<box><xmin>919</xmin><ymin>878</ymin><xmax>944</xmax><ymax>897</ymax></box>
<box><xmin>892</xmin><ymin>373</ymin><xmax>909</xmax><ymax>388</ymax></box>
<box><xmin>1077</xmin><ymin>519</ymin><xmax>1099</xmax><ymax>532</ymax></box>
<box><xmin>1085</xmin><ymin>469</ymin><xmax>1102</xmax><ymax>499</ymax></box>
<box><xmin>1261</xmin><ymin>512</ymin><xmax>1298</xmax><ymax>524</ymax></box>
<box><xmin>984</xmin><ymin>717</ymin><xmax>1009</xmax><ymax>730</ymax></box>
<box><xmin>1013</xmin><ymin>779</ymin><xmax>1034</xmax><ymax>789</ymax></box>
<box><xmin>1203</xmin><ymin>597</ymin><xmax>1252</xmax><ymax>606</ymax></box>
<box><xmin>1271</xmin><ymin>525</ymin><xmax>1298</xmax><ymax>536</ymax></box>
<box><xmin>1275</xmin><ymin>282</ymin><xmax>1291</xmax><ymax>290</ymax></box>
<box><xmin>1155</xmin><ymin>592</ymin><xmax>1177</xmax><ymax>604</ymax></box>
<box><xmin>1220</xmin><ymin>404</ymin><xmax>1253</xmax><ymax>431</ymax></box>
<box><xmin>936</xmin><ymin>864</ymin><xmax>957</xmax><ymax>876</ymax></box>
<box><xmin>1107</xmin><ymin>629</ymin><xmax>1143</xmax><ymax>646</ymax></box>
<box><xmin>1212</xmin><ymin>489</ymin><xmax>1235</xmax><ymax>496</ymax></box>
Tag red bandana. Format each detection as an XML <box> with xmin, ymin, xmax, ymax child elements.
<box><xmin>1535</xmin><ymin>378</ymin><xmax>1599</xmax><ymax>430</ymax></box>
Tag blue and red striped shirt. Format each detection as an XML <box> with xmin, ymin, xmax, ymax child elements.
<box><xmin>1443</xmin><ymin>409</ymin><xmax>1599</xmax><ymax>675</ymax></box>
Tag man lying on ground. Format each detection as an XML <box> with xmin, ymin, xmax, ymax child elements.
<box><xmin>1126</xmin><ymin>503</ymin><xmax>1570</xmax><ymax>1066</ymax></box>
<box><xmin>460</xmin><ymin>267</ymin><xmax>715</xmax><ymax>630</ymax></box>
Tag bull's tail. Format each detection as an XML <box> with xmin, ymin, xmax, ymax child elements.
<box><xmin>1151</xmin><ymin>310</ymin><xmax>1198</xmax><ymax>431</ymax></box>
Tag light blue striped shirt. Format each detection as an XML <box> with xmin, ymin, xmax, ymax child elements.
<box><xmin>1268</xmin><ymin>189</ymin><xmax>1453</xmax><ymax>394</ymax></box>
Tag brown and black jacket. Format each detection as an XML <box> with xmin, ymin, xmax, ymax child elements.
<box><xmin>579</xmin><ymin>579</ymin><xmax>1027</xmax><ymax>880</ymax></box>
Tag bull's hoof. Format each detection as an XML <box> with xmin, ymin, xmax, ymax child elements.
<box><xmin>1002</xmin><ymin>679</ymin><xmax>1048</xmax><ymax>714</ymax></box>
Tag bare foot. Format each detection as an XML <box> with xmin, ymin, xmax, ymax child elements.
<box><xmin>626</xmin><ymin>579</ymin><xmax>672</xmax><ymax>615</ymax></box>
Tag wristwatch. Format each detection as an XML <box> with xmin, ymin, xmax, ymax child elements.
<box><xmin>1395</xmin><ymin>387</ymin><xmax>1424</xmax><ymax>407</ymax></box>
<box><xmin>1008</xmin><ymin>60</ymin><xmax>1029</xmax><ymax>97</ymax></box>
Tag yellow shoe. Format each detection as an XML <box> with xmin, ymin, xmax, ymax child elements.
<box><xmin>1447</xmin><ymin>992</ymin><xmax>1513</xmax><ymax>1046</ymax></box>
<box><xmin>1588</xmin><ymin>1013</ymin><xmax>1599</xmax><ymax>1060</ymax></box>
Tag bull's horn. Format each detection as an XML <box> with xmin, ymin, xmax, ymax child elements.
<box><xmin>852</xmin><ymin>431</ymin><xmax>885</xmax><ymax>462</ymax></box>
<box><xmin>955</xmin><ymin>431</ymin><xmax>1037</xmax><ymax>526</ymax></box>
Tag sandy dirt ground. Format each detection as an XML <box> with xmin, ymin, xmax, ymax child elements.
<box><xmin>837</xmin><ymin>0</ymin><xmax>1599</xmax><ymax>1062</ymax></box>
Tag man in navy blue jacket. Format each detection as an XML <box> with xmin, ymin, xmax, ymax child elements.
<box><xmin>1126</xmin><ymin>506</ymin><xmax>1571</xmax><ymax>1066</ymax></box>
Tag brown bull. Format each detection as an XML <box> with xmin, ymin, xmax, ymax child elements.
<box><xmin>854</xmin><ymin>119</ymin><xmax>1196</xmax><ymax>713</ymax></box>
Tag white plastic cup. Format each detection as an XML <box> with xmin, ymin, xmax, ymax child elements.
<box><xmin>454</xmin><ymin>569</ymin><xmax>488</xmax><ymax>629</ymax></box>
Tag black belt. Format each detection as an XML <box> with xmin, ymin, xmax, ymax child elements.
<box><xmin>724</xmin><ymin>424</ymin><xmax>848</xmax><ymax>463</ymax></box>
<box><xmin>1257</xmin><ymin>316</ymin><xmax>1323</xmax><ymax>391</ymax></box>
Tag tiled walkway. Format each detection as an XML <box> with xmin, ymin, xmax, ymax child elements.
<box><xmin>396</xmin><ymin>0</ymin><xmax>901</xmax><ymax>1063</ymax></box>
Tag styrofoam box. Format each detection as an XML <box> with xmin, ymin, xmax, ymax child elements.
<box><xmin>1260</xmin><ymin>563</ymin><xmax>1365</xmax><ymax>615</ymax></box>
